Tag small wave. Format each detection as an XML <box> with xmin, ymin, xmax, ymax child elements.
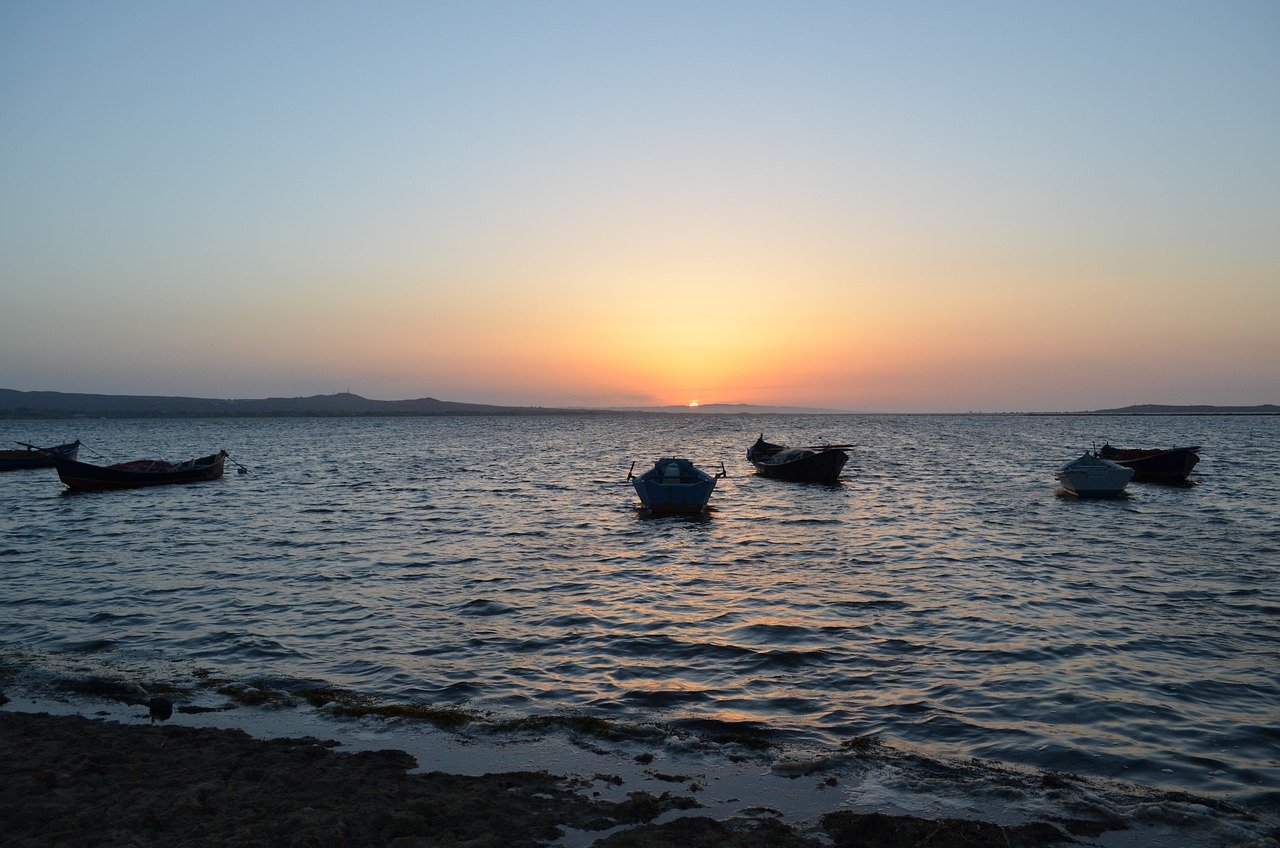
<box><xmin>729</xmin><ymin>623</ymin><xmax>820</xmax><ymax>644</ymax></box>
<box><xmin>57</xmin><ymin>638</ymin><xmax>117</xmax><ymax>653</ymax></box>
<box><xmin>747</xmin><ymin>647</ymin><xmax>835</xmax><ymax>671</ymax></box>
<box><xmin>622</xmin><ymin>688</ymin><xmax>712</xmax><ymax>708</ymax></box>
<box><xmin>599</xmin><ymin>634</ymin><xmax>755</xmax><ymax>664</ymax></box>
<box><xmin>831</xmin><ymin>598</ymin><xmax>908</xmax><ymax>611</ymax></box>
<box><xmin>457</xmin><ymin>599</ymin><xmax>517</xmax><ymax>617</ymax></box>
<box><xmin>86</xmin><ymin>612</ymin><xmax>149</xmax><ymax>624</ymax></box>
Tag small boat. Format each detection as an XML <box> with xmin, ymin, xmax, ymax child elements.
<box><xmin>1056</xmin><ymin>452</ymin><xmax>1134</xmax><ymax>497</ymax></box>
<box><xmin>0</xmin><ymin>440</ymin><xmax>81</xmax><ymax>471</ymax></box>
<box><xmin>1096</xmin><ymin>444</ymin><xmax>1200</xmax><ymax>483</ymax></box>
<box><xmin>55</xmin><ymin>450</ymin><xmax>228</xmax><ymax>492</ymax></box>
<box><xmin>628</xmin><ymin>457</ymin><xmax>725</xmax><ymax>514</ymax></box>
<box><xmin>747</xmin><ymin>435</ymin><xmax>850</xmax><ymax>484</ymax></box>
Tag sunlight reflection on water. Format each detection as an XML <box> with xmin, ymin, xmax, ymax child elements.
<box><xmin>2</xmin><ymin>413</ymin><xmax>1277</xmax><ymax>806</ymax></box>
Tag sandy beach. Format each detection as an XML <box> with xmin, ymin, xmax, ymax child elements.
<box><xmin>0</xmin><ymin>707</ymin><xmax>1136</xmax><ymax>848</ymax></box>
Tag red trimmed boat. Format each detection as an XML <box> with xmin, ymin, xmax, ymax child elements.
<box><xmin>0</xmin><ymin>440</ymin><xmax>80</xmax><ymax>471</ymax></box>
<box><xmin>747</xmin><ymin>435</ymin><xmax>850</xmax><ymax>484</ymax></box>
<box><xmin>1096</xmin><ymin>444</ymin><xmax>1200</xmax><ymax>483</ymax></box>
<box><xmin>55</xmin><ymin>450</ymin><xmax>228</xmax><ymax>492</ymax></box>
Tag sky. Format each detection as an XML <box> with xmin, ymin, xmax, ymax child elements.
<box><xmin>2</xmin><ymin>2</ymin><xmax>1277</xmax><ymax>412</ymax></box>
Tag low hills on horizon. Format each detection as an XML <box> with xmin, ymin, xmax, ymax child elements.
<box><xmin>0</xmin><ymin>389</ymin><xmax>574</xmax><ymax>419</ymax></box>
<box><xmin>0</xmin><ymin>388</ymin><xmax>1275</xmax><ymax>419</ymax></box>
<box><xmin>0</xmin><ymin>389</ymin><xmax>847</xmax><ymax>419</ymax></box>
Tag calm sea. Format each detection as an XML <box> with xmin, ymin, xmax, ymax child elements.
<box><xmin>2</xmin><ymin>414</ymin><xmax>1277</xmax><ymax>813</ymax></box>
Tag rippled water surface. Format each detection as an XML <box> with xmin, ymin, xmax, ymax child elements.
<box><xmin>3</xmin><ymin>414</ymin><xmax>1277</xmax><ymax>809</ymax></box>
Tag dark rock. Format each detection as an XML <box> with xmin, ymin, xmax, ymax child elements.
<box><xmin>651</xmin><ymin>772</ymin><xmax>689</xmax><ymax>783</ymax></box>
<box><xmin>148</xmin><ymin>697</ymin><xmax>173</xmax><ymax>723</ymax></box>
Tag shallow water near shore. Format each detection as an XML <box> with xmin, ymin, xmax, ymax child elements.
<box><xmin>2</xmin><ymin>413</ymin><xmax>1278</xmax><ymax>828</ymax></box>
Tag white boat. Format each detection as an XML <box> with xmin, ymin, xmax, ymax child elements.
<box><xmin>628</xmin><ymin>457</ymin><xmax>725</xmax><ymax>514</ymax></box>
<box><xmin>1055</xmin><ymin>452</ymin><xmax>1134</xmax><ymax>497</ymax></box>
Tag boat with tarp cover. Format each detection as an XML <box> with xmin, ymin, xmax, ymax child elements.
<box><xmin>747</xmin><ymin>435</ymin><xmax>850</xmax><ymax>484</ymax></box>
<box><xmin>55</xmin><ymin>451</ymin><xmax>227</xmax><ymax>492</ymax></box>
<box><xmin>0</xmin><ymin>440</ymin><xmax>80</xmax><ymax>471</ymax></box>
<box><xmin>1097</xmin><ymin>444</ymin><xmax>1200</xmax><ymax>483</ymax></box>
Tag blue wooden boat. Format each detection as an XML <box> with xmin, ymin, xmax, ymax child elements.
<box><xmin>0</xmin><ymin>440</ymin><xmax>80</xmax><ymax>471</ymax></box>
<box><xmin>628</xmin><ymin>457</ymin><xmax>725</xmax><ymax>514</ymax></box>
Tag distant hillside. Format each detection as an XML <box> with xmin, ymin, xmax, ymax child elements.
<box><xmin>0</xmin><ymin>389</ymin><xmax>600</xmax><ymax>419</ymax></box>
<box><xmin>1085</xmin><ymin>404</ymin><xmax>1279</xmax><ymax>415</ymax></box>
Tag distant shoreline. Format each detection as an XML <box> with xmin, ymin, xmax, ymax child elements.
<box><xmin>1</xmin><ymin>389</ymin><xmax>1275</xmax><ymax>419</ymax></box>
<box><xmin>4</xmin><ymin>412</ymin><xmax>1277</xmax><ymax>421</ymax></box>
<box><xmin>1027</xmin><ymin>411</ymin><xmax>1279</xmax><ymax>417</ymax></box>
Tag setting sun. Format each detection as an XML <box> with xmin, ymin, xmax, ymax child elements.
<box><xmin>688</xmin><ymin>401</ymin><xmax>700</xmax><ymax>407</ymax></box>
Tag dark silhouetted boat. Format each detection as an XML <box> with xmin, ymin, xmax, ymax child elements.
<box><xmin>747</xmin><ymin>435</ymin><xmax>850</xmax><ymax>484</ymax></box>
<box><xmin>0</xmin><ymin>440</ymin><xmax>80</xmax><ymax>471</ymax></box>
<box><xmin>627</xmin><ymin>457</ymin><xmax>725</xmax><ymax>514</ymax></box>
<box><xmin>1096</xmin><ymin>444</ymin><xmax>1200</xmax><ymax>483</ymax></box>
<box><xmin>55</xmin><ymin>450</ymin><xmax>228</xmax><ymax>492</ymax></box>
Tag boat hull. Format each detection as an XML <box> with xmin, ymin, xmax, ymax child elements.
<box><xmin>1056</xmin><ymin>453</ymin><xmax>1133</xmax><ymax>497</ymax></box>
<box><xmin>633</xmin><ymin>479</ymin><xmax>716</xmax><ymax>513</ymax></box>
<box><xmin>1097</xmin><ymin>445</ymin><xmax>1200</xmax><ymax>483</ymax></box>
<box><xmin>0</xmin><ymin>440</ymin><xmax>80</xmax><ymax>471</ymax></box>
<box><xmin>750</xmin><ymin>450</ymin><xmax>848</xmax><ymax>484</ymax></box>
<box><xmin>631</xmin><ymin>458</ymin><xmax>718</xmax><ymax>513</ymax></box>
<box><xmin>55</xmin><ymin>452</ymin><xmax>226</xmax><ymax>492</ymax></box>
<box><xmin>747</xmin><ymin>436</ymin><xmax>849</xmax><ymax>484</ymax></box>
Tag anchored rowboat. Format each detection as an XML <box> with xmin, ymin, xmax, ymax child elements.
<box><xmin>55</xmin><ymin>451</ymin><xmax>228</xmax><ymax>492</ymax></box>
<box><xmin>1056</xmin><ymin>452</ymin><xmax>1133</xmax><ymax>497</ymax></box>
<box><xmin>0</xmin><ymin>440</ymin><xmax>81</xmax><ymax>471</ymax></box>
<box><xmin>1096</xmin><ymin>444</ymin><xmax>1200</xmax><ymax>483</ymax></box>
<box><xmin>628</xmin><ymin>457</ymin><xmax>725</xmax><ymax>514</ymax></box>
<box><xmin>747</xmin><ymin>435</ymin><xmax>849</xmax><ymax>484</ymax></box>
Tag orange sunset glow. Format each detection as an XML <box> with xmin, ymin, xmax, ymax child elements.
<box><xmin>0</xmin><ymin>5</ymin><xmax>1275</xmax><ymax>411</ymax></box>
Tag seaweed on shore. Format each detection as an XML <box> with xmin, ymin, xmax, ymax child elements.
<box><xmin>330</xmin><ymin>701</ymin><xmax>475</xmax><ymax>730</ymax></box>
<box><xmin>493</xmin><ymin>713</ymin><xmax>631</xmax><ymax>740</ymax></box>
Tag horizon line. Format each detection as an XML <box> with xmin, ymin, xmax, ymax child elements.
<box><xmin>1</xmin><ymin>387</ymin><xmax>1277</xmax><ymax>417</ymax></box>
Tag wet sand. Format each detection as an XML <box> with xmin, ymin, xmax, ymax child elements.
<box><xmin>1</xmin><ymin>710</ymin><xmax>1096</xmax><ymax>847</ymax></box>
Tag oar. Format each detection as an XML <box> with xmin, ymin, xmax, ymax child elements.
<box><xmin>802</xmin><ymin>443</ymin><xmax>855</xmax><ymax>450</ymax></box>
<box><xmin>223</xmin><ymin>452</ymin><xmax>251</xmax><ymax>475</ymax></box>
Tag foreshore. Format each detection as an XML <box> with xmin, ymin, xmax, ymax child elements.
<box><xmin>3</xmin><ymin>703</ymin><xmax>1275</xmax><ymax>848</ymax></box>
<box><xmin>1</xmin><ymin>652</ymin><xmax>1275</xmax><ymax>848</ymax></box>
<box><xmin>0</xmin><ymin>709</ymin><xmax>1089</xmax><ymax>848</ymax></box>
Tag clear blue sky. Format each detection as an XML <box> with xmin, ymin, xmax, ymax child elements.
<box><xmin>2</xmin><ymin>2</ymin><xmax>1277</xmax><ymax>410</ymax></box>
